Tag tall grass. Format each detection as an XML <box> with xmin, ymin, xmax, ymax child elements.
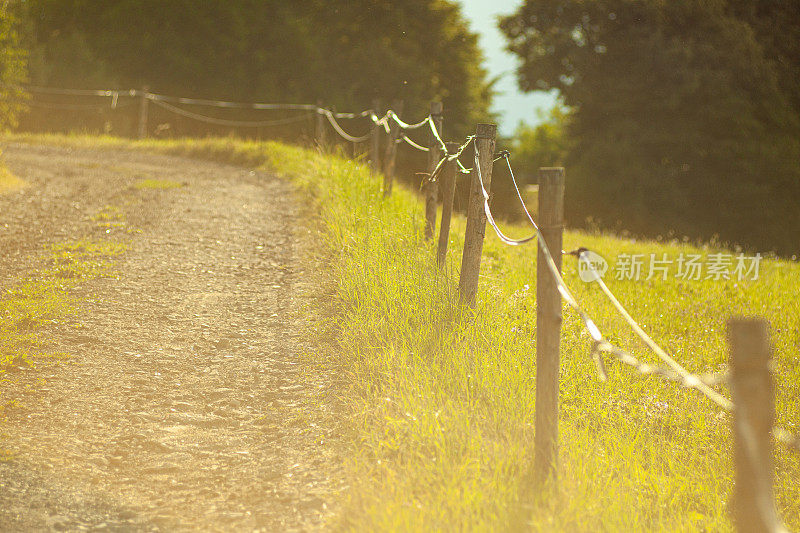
<box><xmin>4</xmin><ymin>133</ymin><xmax>798</xmax><ymax>530</ymax></box>
<box><xmin>266</xmin><ymin>145</ymin><xmax>799</xmax><ymax>531</ymax></box>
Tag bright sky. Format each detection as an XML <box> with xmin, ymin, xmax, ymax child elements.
<box><xmin>457</xmin><ymin>0</ymin><xmax>558</xmax><ymax>136</ymax></box>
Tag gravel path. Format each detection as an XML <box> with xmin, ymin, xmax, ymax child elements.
<box><xmin>0</xmin><ymin>142</ymin><xmax>342</xmax><ymax>531</ymax></box>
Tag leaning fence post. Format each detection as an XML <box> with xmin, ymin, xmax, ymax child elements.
<box><xmin>728</xmin><ymin>318</ymin><xmax>783</xmax><ymax>533</ymax></box>
<box><xmin>137</xmin><ymin>86</ymin><xmax>149</xmax><ymax>140</ymax></box>
<box><xmin>383</xmin><ymin>99</ymin><xmax>403</xmax><ymax>197</ymax></box>
<box><xmin>458</xmin><ymin>123</ymin><xmax>496</xmax><ymax>306</ymax></box>
<box><xmin>370</xmin><ymin>99</ymin><xmax>381</xmax><ymax>175</ymax></box>
<box><xmin>533</xmin><ymin>167</ymin><xmax>565</xmax><ymax>486</ymax></box>
<box><xmin>437</xmin><ymin>142</ymin><xmax>459</xmax><ymax>268</ymax></box>
<box><xmin>424</xmin><ymin>101</ymin><xmax>444</xmax><ymax>241</ymax></box>
<box><xmin>315</xmin><ymin>100</ymin><xmax>327</xmax><ymax>150</ymax></box>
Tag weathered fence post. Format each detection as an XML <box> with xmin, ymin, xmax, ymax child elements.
<box><xmin>137</xmin><ymin>86</ymin><xmax>149</xmax><ymax>140</ymax></box>
<box><xmin>370</xmin><ymin>99</ymin><xmax>381</xmax><ymax>175</ymax></box>
<box><xmin>458</xmin><ymin>123</ymin><xmax>496</xmax><ymax>306</ymax></box>
<box><xmin>383</xmin><ymin>99</ymin><xmax>403</xmax><ymax>197</ymax></box>
<box><xmin>424</xmin><ymin>101</ymin><xmax>444</xmax><ymax>241</ymax></box>
<box><xmin>437</xmin><ymin>142</ymin><xmax>459</xmax><ymax>268</ymax></box>
<box><xmin>315</xmin><ymin>100</ymin><xmax>327</xmax><ymax>150</ymax></box>
<box><xmin>728</xmin><ymin>318</ymin><xmax>783</xmax><ymax>533</ymax></box>
<box><xmin>533</xmin><ymin>167</ymin><xmax>565</xmax><ymax>486</ymax></box>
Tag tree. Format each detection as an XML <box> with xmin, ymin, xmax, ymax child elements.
<box><xmin>510</xmin><ymin>105</ymin><xmax>572</xmax><ymax>183</ymax></box>
<box><xmin>18</xmin><ymin>0</ymin><xmax>491</xmax><ymax>139</ymax></box>
<box><xmin>0</xmin><ymin>7</ymin><xmax>27</xmax><ymax>129</ymax></box>
<box><xmin>501</xmin><ymin>0</ymin><xmax>800</xmax><ymax>254</ymax></box>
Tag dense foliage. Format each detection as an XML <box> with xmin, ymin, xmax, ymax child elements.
<box><xmin>501</xmin><ymin>0</ymin><xmax>800</xmax><ymax>254</ymax></box>
<box><xmin>0</xmin><ymin>8</ymin><xmax>27</xmax><ymax>129</ymax></box>
<box><xmin>17</xmin><ymin>0</ymin><xmax>491</xmax><ymax>138</ymax></box>
<box><xmin>510</xmin><ymin>106</ymin><xmax>571</xmax><ymax>181</ymax></box>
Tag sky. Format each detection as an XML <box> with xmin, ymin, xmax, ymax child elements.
<box><xmin>457</xmin><ymin>0</ymin><xmax>558</xmax><ymax>136</ymax></box>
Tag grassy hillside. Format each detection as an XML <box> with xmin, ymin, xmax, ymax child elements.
<box><xmin>4</xmin><ymin>134</ymin><xmax>799</xmax><ymax>531</ymax></box>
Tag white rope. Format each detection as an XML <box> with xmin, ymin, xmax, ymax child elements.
<box><xmin>371</xmin><ymin>112</ymin><xmax>392</xmax><ymax>133</ymax></box>
<box><xmin>474</xmin><ymin>150</ymin><xmax>537</xmax><ymax>246</ymax></box>
<box><xmin>429</xmin><ymin>117</ymin><xmax>448</xmax><ymax>154</ymax></box>
<box><xmin>498</xmin><ymin>155</ymin><xmax>734</xmax><ymax>403</ymax></box>
<box><xmin>149</xmin><ymin>98</ymin><xmax>314</xmax><ymax>127</ymax></box>
<box><xmin>27</xmin><ymin>100</ymin><xmax>136</xmax><ymax>111</ymax></box>
<box><xmin>584</xmin><ymin>252</ymin><xmax>733</xmax><ymax>410</ymax></box>
<box><xmin>334</xmin><ymin>109</ymin><xmax>373</xmax><ymax>119</ymax></box>
<box><xmin>147</xmin><ymin>92</ymin><xmax>318</xmax><ymax>111</ymax></box>
<box><xmin>427</xmin><ymin>135</ymin><xmax>475</xmax><ymax>184</ymax></box>
<box><xmin>399</xmin><ymin>135</ymin><xmax>430</xmax><ymax>152</ymax></box>
<box><xmin>388</xmin><ymin>110</ymin><xmax>431</xmax><ymax>130</ymax></box>
<box><xmin>322</xmin><ymin>109</ymin><xmax>372</xmax><ymax>142</ymax></box>
<box><xmin>26</xmin><ymin>86</ymin><xmax>122</xmax><ymax>97</ymax></box>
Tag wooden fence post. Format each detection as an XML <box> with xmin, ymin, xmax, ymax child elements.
<box><xmin>424</xmin><ymin>101</ymin><xmax>444</xmax><ymax>241</ymax></box>
<box><xmin>437</xmin><ymin>142</ymin><xmax>459</xmax><ymax>268</ymax></box>
<box><xmin>728</xmin><ymin>318</ymin><xmax>783</xmax><ymax>533</ymax></box>
<box><xmin>370</xmin><ymin>99</ymin><xmax>381</xmax><ymax>175</ymax></box>
<box><xmin>458</xmin><ymin>123</ymin><xmax>496</xmax><ymax>306</ymax></box>
<box><xmin>315</xmin><ymin>100</ymin><xmax>327</xmax><ymax>150</ymax></box>
<box><xmin>533</xmin><ymin>167</ymin><xmax>565</xmax><ymax>486</ymax></box>
<box><xmin>383</xmin><ymin>99</ymin><xmax>403</xmax><ymax>197</ymax></box>
<box><xmin>137</xmin><ymin>86</ymin><xmax>149</xmax><ymax>140</ymax></box>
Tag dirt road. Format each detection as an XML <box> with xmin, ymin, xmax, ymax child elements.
<box><xmin>0</xmin><ymin>142</ymin><xmax>342</xmax><ymax>531</ymax></box>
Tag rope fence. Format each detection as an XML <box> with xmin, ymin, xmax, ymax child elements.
<box><xmin>149</xmin><ymin>98</ymin><xmax>315</xmax><ymax>128</ymax></box>
<box><xmin>483</xmin><ymin>135</ymin><xmax>800</xmax><ymax>454</ymax></box>
<box><xmin>14</xmin><ymin>83</ymin><xmax>800</xmax><ymax>531</ymax></box>
<box><xmin>455</xmin><ymin>123</ymin><xmax>797</xmax><ymax>532</ymax></box>
<box><xmin>21</xmin><ymin>85</ymin><xmax>438</xmax><ymax>142</ymax></box>
<box><xmin>321</xmin><ymin>108</ymin><xmax>373</xmax><ymax>143</ymax></box>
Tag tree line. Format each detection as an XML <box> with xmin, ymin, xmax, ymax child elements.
<box><xmin>2</xmin><ymin>1</ymin><xmax>798</xmax><ymax>254</ymax></box>
<box><xmin>503</xmin><ymin>0</ymin><xmax>800</xmax><ymax>255</ymax></box>
<box><xmin>4</xmin><ymin>0</ymin><xmax>492</xmax><ymax>139</ymax></box>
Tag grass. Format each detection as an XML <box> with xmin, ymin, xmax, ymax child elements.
<box><xmin>133</xmin><ymin>178</ymin><xmax>183</xmax><ymax>190</ymax></box>
<box><xmin>3</xmin><ymin>133</ymin><xmax>799</xmax><ymax>531</ymax></box>
<box><xmin>256</xmin><ymin>144</ymin><xmax>799</xmax><ymax>532</ymax></box>
<box><xmin>0</xmin><ymin>238</ymin><xmax>125</xmax><ymax>373</ymax></box>
<box><xmin>0</xmin><ymin>153</ymin><xmax>25</xmax><ymax>194</ymax></box>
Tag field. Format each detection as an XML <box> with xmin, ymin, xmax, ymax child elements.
<box><xmin>3</xmin><ymin>134</ymin><xmax>799</xmax><ymax>531</ymax></box>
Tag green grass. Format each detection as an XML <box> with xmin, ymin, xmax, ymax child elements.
<box><xmin>0</xmin><ymin>238</ymin><xmax>125</xmax><ymax>373</ymax></box>
<box><xmin>258</xmin><ymin>145</ymin><xmax>799</xmax><ymax>532</ymax></box>
<box><xmin>3</xmin><ymin>133</ymin><xmax>798</xmax><ymax>531</ymax></box>
<box><xmin>133</xmin><ymin>178</ymin><xmax>183</xmax><ymax>190</ymax></box>
<box><xmin>0</xmin><ymin>154</ymin><xmax>25</xmax><ymax>194</ymax></box>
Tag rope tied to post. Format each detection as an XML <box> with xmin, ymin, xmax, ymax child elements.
<box><xmin>476</xmin><ymin>151</ymin><xmax>737</xmax><ymax>409</ymax></box>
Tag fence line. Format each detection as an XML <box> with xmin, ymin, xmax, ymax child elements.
<box><xmin>149</xmin><ymin>98</ymin><xmax>315</xmax><ymax>128</ymax></box>
<box><xmin>459</xmin><ymin>126</ymin><xmax>797</xmax><ymax>530</ymax></box>
<box><xmin>21</xmin><ymin>85</ymin><xmax>428</xmax><ymax>142</ymax></box>
<box><xmin>22</xmin><ymin>84</ymin><xmax>455</xmax><ymax>159</ymax></box>
<box><xmin>25</xmin><ymin>85</ymin><xmax>131</xmax><ymax>97</ymax></box>
<box><xmin>493</xmin><ymin>145</ymin><xmax>800</xmax><ymax>454</ymax></box>
<box><xmin>22</xmin><ymin>85</ymin><xmax>451</xmax><ymax>185</ymax></box>
<box><xmin>27</xmin><ymin>100</ymin><xmax>136</xmax><ymax>111</ymax></box>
